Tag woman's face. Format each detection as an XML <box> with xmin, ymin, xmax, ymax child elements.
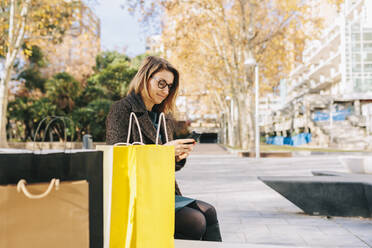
<box><xmin>147</xmin><ymin>70</ymin><xmax>174</xmax><ymax>105</ymax></box>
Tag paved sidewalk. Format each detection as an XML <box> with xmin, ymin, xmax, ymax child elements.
<box><xmin>176</xmin><ymin>144</ymin><xmax>372</xmax><ymax>247</ymax></box>
<box><xmin>191</xmin><ymin>143</ymin><xmax>230</xmax><ymax>155</ymax></box>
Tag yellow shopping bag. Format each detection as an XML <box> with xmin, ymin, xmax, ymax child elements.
<box><xmin>110</xmin><ymin>145</ymin><xmax>175</xmax><ymax>248</ymax></box>
<box><xmin>100</xmin><ymin>113</ymin><xmax>175</xmax><ymax>248</ymax></box>
<box><xmin>135</xmin><ymin>145</ymin><xmax>175</xmax><ymax>248</ymax></box>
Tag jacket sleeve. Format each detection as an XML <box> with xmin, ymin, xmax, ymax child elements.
<box><xmin>166</xmin><ymin>115</ymin><xmax>187</xmax><ymax>172</ymax></box>
<box><xmin>106</xmin><ymin>101</ymin><xmax>131</xmax><ymax>145</ymax></box>
<box><xmin>176</xmin><ymin>159</ymin><xmax>186</xmax><ymax>171</ymax></box>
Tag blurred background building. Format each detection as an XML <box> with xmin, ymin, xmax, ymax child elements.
<box><xmin>39</xmin><ymin>0</ymin><xmax>101</xmax><ymax>82</ymax></box>
<box><xmin>145</xmin><ymin>35</ymin><xmax>163</xmax><ymax>54</ymax></box>
<box><xmin>262</xmin><ymin>0</ymin><xmax>372</xmax><ymax>150</ymax></box>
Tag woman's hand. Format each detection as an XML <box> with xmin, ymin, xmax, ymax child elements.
<box><xmin>164</xmin><ymin>139</ymin><xmax>195</xmax><ymax>162</ymax></box>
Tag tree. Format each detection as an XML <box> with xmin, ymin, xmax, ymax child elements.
<box><xmin>72</xmin><ymin>98</ymin><xmax>113</xmax><ymax>141</ymax></box>
<box><xmin>125</xmin><ymin>0</ymin><xmax>328</xmax><ymax>150</ymax></box>
<box><xmin>7</xmin><ymin>50</ymin><xmax>142</xmax><ymax>142</ymax></box>
<box><xmin>0</xmin><ymin>0</ymin><xmax>77</xmax><ymax>146</ymax></box>
<box><xmin>85</xmin><ymin>51</ymin><xmax>137</xmax><ymax>101</ymax></box>
<box><xmin>45</xmin><ymin>72</ymin><xmax>81</xmax><ymax>112</ymax></box>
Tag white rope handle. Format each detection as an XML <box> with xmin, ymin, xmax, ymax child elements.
<box><xmin>113</xmin><ymin>142</ymin><xmax>129</xmax><ymax>146</ymax></box>
<box><xmin>155</xmin><ymin>113</ymin><xmax>169</xmax><ymax>145</ymax></box>
<box><xmin>113</xmin><ymin>141</ymin><xmax>144</xmax><ymax>146</ymax></box>
<box><xmin>17</xmin><ymin>178</ymin><xmax>60</xmax><ymax>199</ymax></box>
<box><xmin>126</xmin><ymin>112</ymin><xmax>143</xmax><ymax>144</ymax></box>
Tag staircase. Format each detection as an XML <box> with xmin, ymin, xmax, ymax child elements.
<box><xmin>312</xmin><ymin>119</ymin><xmax>370</xmax><ymax>150</ymax></box>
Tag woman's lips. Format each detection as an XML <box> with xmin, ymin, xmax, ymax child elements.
<box><xmin>157</xmin><ymin>94</ymin><xmax>167</xmax><ymax>99</ymax></box>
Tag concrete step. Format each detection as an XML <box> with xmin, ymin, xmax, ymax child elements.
<box><xmin>336</xmin><ymin>142</ymin><xmax>368</xmax><ymax>149</ymax></box>
<box><xmin>325</xmin><ymin>132</ymin><xmax>365</xmax><ymax>138</ymax></box>
<box><xmin>316</xmin><ymin>121</ymin><xmax>351</xmax><ymax>127</ymax></box>
<box><xmin>313</xmin><ymin>118</ymin><xmax>369</xmax><ymax>149</ymax></box>
<box><xmin>334</xmin><ymin>137</ymin><xmax>369</xmax><ymax>142</ymax></box>
<box><xmin>321</xmin><ymin>126</ymin><xmax>363</xmax><ymax>132</ymax></box>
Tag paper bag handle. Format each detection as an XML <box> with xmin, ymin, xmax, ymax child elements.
<box><xmin>126</xmin><ymin>112</ymin><xmax>143</xmax><ymax>144</ymax></box>
<box><xmin>33</xmin><ymin>116</ymin><xmax>74</xmax><ymax>152</ymax></box>
<box><xmin>113</xmin><ymin>142</ymin><xmax>144</xmax><ymax>146</ymax></box>
<box><xmin>155</xmin><ymin>113</ymin><xmax>169</xmax><ymax>145</ymax></box>
<box><xmin>17</xmin><ymin>179</ymin><xmax>60</xmax><ymax>199</ymax></box>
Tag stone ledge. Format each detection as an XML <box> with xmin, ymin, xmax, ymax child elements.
<box><xmin>221</xmin><ymin>145</ymin><xmax>292</xmax><ymax>158</ymax></box>
<box><xmin>259</xmin><ymin>175</ymin><xmax>372</xmax><ymax>218</ymax></box>
<box><xmin>8</xmin><ymin>142</ymin><xmax>106</xmax><ymax>150</ymax></box>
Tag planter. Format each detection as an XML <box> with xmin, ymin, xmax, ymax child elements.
<box><xmin>338</xmin><ymin>156</ymin><xmax>372</xmax><ymax>174</ymax></box>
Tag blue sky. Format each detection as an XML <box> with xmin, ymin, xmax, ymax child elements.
<box><xmin>91</xmin><ymin>0</ymin><xmax>147</xmax><ymax>57</ymax></box>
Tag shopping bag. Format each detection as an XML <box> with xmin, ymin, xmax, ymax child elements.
<box><xmin>95</xmin><ymin>145</ymin><xmax>115</xmax><ymax>247</ymax></box>
<box><xmin>0</xmin><ymin>179</ymin><xmax>89</xmax><ymax>248</ymax></box>
<box><xmin>100</xmin><ymin>112</ymin><xmax>175</xmax><ymax>248</ymax></box>
<box><xmin>0</xmin><ymin>149</ymin><xmax>103</xmax><ymax>248</ymax></box>
<box><xmin>133</xmin><ymin>144</ymin><xmax>175</xmax><ymax>248</ymax></box>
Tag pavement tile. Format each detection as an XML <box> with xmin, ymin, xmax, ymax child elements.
<box><xmin>176</xmin><ymin>146</ymin><xmax>372</xmax><ymax>247</ymax></box>
<box><xmin>259</xmin><ymin>211</ymin><xmax>302</xmax><ymax>218</ymax></box>
<box><xmin>285</xmin><ymin>217</ymin><xmax>338</xmax><ymax>226</ymax></box>
<box><xmin>220</xmin><ymin>210</ymin><xmax>262</xmax><ymax>218</ymax></box>
<box><xmin>218</xmin><ymin>216</ymin><xmax>242</xmax><ymax>224</ymax></box>
<box><xmin>222</xmin><ymin>232</ymin><xmax>246</xmax><ymax>243</ymax></box>
<box><xmin>317</xmin><ymin>225</ymin><xmax>351</xmax><ymax>235</ymax></box>
<box><xmin>359</xmin><ymin>235</ymin><xmax>372</xmax><ymax>246</ymax></box>
<box><xmin>241</xmin><ymin>216</ymin><xmax>288</xmax><ymax>225</ymax></box>
<box><xmin>244</xmin><ymin>233</ymin><xmax>307</xmax><ymax>246</ymax></box>
<box><xmin>339</xmin><ymin>222</ymin><xmax>372</xmax><ymax>236</ymax></box>
<box><xmin>267</xmin><ymin>224</ymin><xmax>321</xmax><ymax>235</ymax></box>
<box><xmin>220</xmin><ymin>223</ymin><xmax>270</xmax><ymax>234</ymax></box>
<box><xmin>300</xmin><ymin>233</ymin><xmax>368</xmax><ymax>247</ymax></box>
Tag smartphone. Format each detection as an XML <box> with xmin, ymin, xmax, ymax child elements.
<box><xmin>185</xmin><ymin>132</ymin><xmax>201</xmax><ymax>144</ymax></box>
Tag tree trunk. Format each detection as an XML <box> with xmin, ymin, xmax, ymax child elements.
<box><xmin>247</xmin><ymin>93</ymin><xmax>255</xmax><ymax>155</ymax></box>
<box><xmin>237</xmin><ymin>95</ymin><xmax>250</xmax><ymax>150</ymax></box>
<box><xmin>0</xmin><ymin>0</ymin><xmax>31</xmax><ymax>147</ymax></box>
<box><xmin>227</xmin><ymin>109</ymin><xmax>235</xmax><ymax>147</ymax></box>
<box><xmin>0</xmin><ymin>63</ymin><xmax>12</xmax><ymax>147</ymax></box>
<box><xmin>232</xmin><ymin>96</ymin><xmax>242</xmax><ymax>148</ymax></box>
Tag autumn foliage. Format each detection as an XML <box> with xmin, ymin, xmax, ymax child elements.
<box><xmin>126</xmin><ymin>0</ymin><xmax>328</xmax><ymax>149</ymax></box>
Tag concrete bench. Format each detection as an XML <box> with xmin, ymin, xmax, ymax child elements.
<box><xmin>258</xmin><ymin>175</ymin><xmax>372</xmax><ymax>218</ymax></box>
<box><xmin>175</xmin><ymin>239</ymin><xmax>305</xmax><ymax>247</ymax></box>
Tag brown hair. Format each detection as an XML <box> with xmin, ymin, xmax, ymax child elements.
<box><xmin>127</xmin><ymin>56</ymin><xmax>179</xmax><ymax>113</ymax></box>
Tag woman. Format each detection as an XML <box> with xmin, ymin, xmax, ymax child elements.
<box><xmin>106</xmin><ymin>56</ymin><xmax>222</xmax><ymax>241</ymax></box>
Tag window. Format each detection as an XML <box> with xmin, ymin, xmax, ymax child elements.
<box><xmin>352</xmin><ymin>33</ymin><xmax>361</xmax><ymax>40</ymax></box>
<box><xmin>354</xmin><ymin>78</ymin><xmax>372</xmax><ymax>92</ymax></box>
<box><xmin>364</xmin><ymin>53</ymin><xmax>372</xmax><ymax>61</ymax></box>
<box><xmin>365</xmin><ymin>64</ymin><xmax>372</xmax><ymax>72</ymax></box>
<box><xmin>352</xmin><ymin>54</ymin><xmax>361</xmax><ymax>60</ymax></box>
<box><xmin>352</xmin><ymin>63</ymin><xmax>362</xmax><ymax>72</ymax></box>
<box><xmin>364</xmin><ymin>33</ymin><xmax>372</xmax><ymax>41</ymax></box>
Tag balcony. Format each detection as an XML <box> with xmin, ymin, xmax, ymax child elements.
<box><xmin>308</xmin><ymin>50</ymin><xmax>341</xmax><ymax>81</ymax></box>
<box><xmin>294</xmin><ymin>116</ymin><xmax>306</xmax><ymax>129</ymax></box>
<box><xmin>345</xmin><ymin>0</ymin><xmax>363</xmax><ymax>23</ymax></box>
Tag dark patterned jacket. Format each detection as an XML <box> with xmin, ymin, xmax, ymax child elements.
<box><xmin>105</xmin><ymin>91</ymin><xmax>186</xmax><ymax>195</ymax></box>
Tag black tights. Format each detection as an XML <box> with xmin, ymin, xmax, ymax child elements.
<box><xmin>175</xmin><ymin>200</ymin><xmax>222</xmax><ymax>241</ymax></box>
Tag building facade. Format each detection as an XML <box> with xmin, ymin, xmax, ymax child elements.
<box><xmin>38</xmin><ymin>1</ymin><xmax>101</xmax><ymax>82</ymax></box>
<box><xmin>145</xmin><ymin>35</ymin><xmax>163</xmax><ymax>54</ymax></box>
<box><xmin>263</xmin><ymin>0</ymin><xmax>372</xmax><ymax>149</ymax></box>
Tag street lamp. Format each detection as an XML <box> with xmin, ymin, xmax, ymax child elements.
<box><xmin>244</xmin><ymin>55</ymin><xmax>260</xmax><ymax>158</ymax></box>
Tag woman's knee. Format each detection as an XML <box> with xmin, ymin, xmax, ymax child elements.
<box><xmin>175</xmin><ymin>207</ymin><xmax>207</xmax><ymax>240</ymax></box>
<box><xmin>194</xmin><ymin>200</ymin><xmax>218</xmax><ymax>225</ymax></box>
